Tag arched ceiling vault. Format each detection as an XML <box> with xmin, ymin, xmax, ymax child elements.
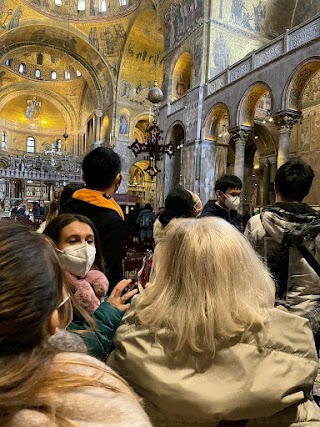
<box><xmin>0</xmin><ymin>84</ymin><xmax>76</xmax><ymax>131</ymax></box>
<box><xmin>0</xmin><ymin>22</ymin><xmax>115</xmax><ymax>110</ymax></box>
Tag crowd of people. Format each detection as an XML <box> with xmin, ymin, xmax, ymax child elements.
<box><xmin>0</xmin><ymin>147</ymin><xmax>320</xmax><ymax>426</ymax></box>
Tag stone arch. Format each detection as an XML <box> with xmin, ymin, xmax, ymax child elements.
<box><xmin>164</xmin><ymin>120</ymin><xmax>185</xmax><ymax>193</ymax></box>
<box><xmin>0</xmin><ymin>22</ymin><xmax>114</xmax><ymax>110</ymax></box>
<box><xmin>283</xmin><ymin>57</ymin><xmax>320</xmax><ymax>111</ymax></box>
<box><xmin>172</xmin><ymin>52</ymin><xmax>192</xmax><ymax>101</ymax></box>
<box><xmin>237</xmin><ymin>82</ymin><xmax>274</xmax><ymax>127</ymax></box>
<box><xmin>0</xmin><ymin>84</ymin><xmax>76</xmax><ymax>131</ymax></box>
<box><xmin>203</xmin><ymin>103</ymin><xmax>229</xmax><ymax>142</ymax></box>
<box><xmin>128</xmin><ymin>159</ymin><xmax>157</xmax><ymax>207</ymax></box>
<box><xmin>132</xmin><ymin>113</ymin><xmax>150</xmax><ymax>143</ymax></box>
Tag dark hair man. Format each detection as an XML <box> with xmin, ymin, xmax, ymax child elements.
<box><xmin>61</xmin><ymin>147</ymin><xmax>125</xmax><ymax>292</ymax></box>
<box><xmin>200</xmin><ymin>174</ymin><xmax>243</xmax><ymax>230</ymax></box>
<box><xmin>245</xmin><ymin>158</ymin><xmax>320</xmax><ymax>347</ymax></box>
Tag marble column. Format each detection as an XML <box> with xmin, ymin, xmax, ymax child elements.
<box><xmin>198</xmin><ymin>139</ymin><xmax>228</xmax><ymax>204</ymax></box>
<box><xmin>262</xmin><ymin>159</ymin><xmax>270</xmax><ymax>206</ymax></box>
<box><xmin>233</xmin><ymin>130</ymin><xmax>248</xmax><ymax>185</ymax></box>
<box><xmin>275</xmin><ymin>113</ymin><xmax>301</xmax><ymax>168</ymax></box>
<box><xmin>269</xmin><ymin>156</ymin><xmax>277</xmax><ymax>204</ymax></box>
<box><xmin>94</xmin><ymin>109</ymin><xmax>103</xmax><ymax>144</ymax></box>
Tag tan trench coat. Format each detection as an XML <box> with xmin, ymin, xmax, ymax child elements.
<box><xmin>108</xmin><ymin>307</ymin><xmax>320</xmax><ymax>426</ymax></box>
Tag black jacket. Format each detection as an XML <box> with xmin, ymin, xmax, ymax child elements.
<box><xmin>200</xmin><ymin>200</ymin><xmax>242</xmax><ymax>231</ymax></box>
<box><xmin>61</xmin><ymin>197</ymin><xmax>126</xmax><ymax>292</ymax></box>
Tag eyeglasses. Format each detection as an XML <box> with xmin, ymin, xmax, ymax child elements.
<box><xmin>193</xmin><ymin>197</ymin><xmax>202</xmax><ymax>209</ymax></box>
<box><xmin>57</xmin><ymin>294</ymin><xmax>70</xmax><ymax>309</ymax></box>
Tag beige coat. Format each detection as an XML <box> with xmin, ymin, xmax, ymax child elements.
<box><xmin>7</xmin><ymin>352</ymin><xmax>151</xmax><ymax>427</ymax></box>
<box><xmin>108</xmin><ymin>307</ymin><xmax>320</xmax><ymax>426</ymax></box>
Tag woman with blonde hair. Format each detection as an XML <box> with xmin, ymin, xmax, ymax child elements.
<box><xmin>109</xmin><ymin>217</ymin><xmax>320</xmax><ymax>426</ymax></box>
<box><xmin>0</xmin><ymin>222</ymin><xmax>150</xmax><ymax>427</ymax></box>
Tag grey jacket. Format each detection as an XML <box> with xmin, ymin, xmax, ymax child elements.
<box><xmin>245</xmin><ymin>202</ymin><xmax>320</xmax><ymax>333</ymax></box>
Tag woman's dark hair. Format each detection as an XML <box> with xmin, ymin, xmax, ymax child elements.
<box><xmin>0</xmin><ymin>222</ymin><xmax>63</xmax><ymax>355</ymax></box>
<box><xmin>43</xmin><ymin>213</ymin><xmax>105</xmax><ymax>273</ymax></box>
<box><xmin>0</xmin><ymin>223</ymin><xmax>119</xmax><ymax>422</ymax></box>
<box><xmin>158</xmin><ymin>187</ymin><xmax>194</xmax><ymax>226</ymax></box>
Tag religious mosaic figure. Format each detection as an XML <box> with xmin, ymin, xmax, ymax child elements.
<box><xmin>119</xmin><ymin>115</ymin><xmax>129</xmax><ymax>135</ymax></box>
<box><xmin>26</xmin><ymin>97</ymin><xmax>41</xmax><ymax>120</ymax></box>
<box><xmin>7</xmin><ymin>6</ymin><xmax>22</xmax><ymax>30</ymax></box>
<box><xmin>253</xmin><ymin>0</ymin><xmax>266</xmax><ymax>32</ymax></box>
<box><xmin>213</xmin><ymin>34</ymin><xmax>230</xmax><ymax>73</ymax></box>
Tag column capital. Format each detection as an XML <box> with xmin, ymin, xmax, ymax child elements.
<box><xmin>230</xmin><ymin>127</ymin><xmax>251</xmax><ymax>145</ymax></box>
<box><xmin>95</xmin><ymin>109</ymin><xmax>103</xmax><ymax>118</ymax></box>
<box><xmin>273</xmin><ymin>110</ymin><xmax>302</xmax><ymax>132</ymax></box>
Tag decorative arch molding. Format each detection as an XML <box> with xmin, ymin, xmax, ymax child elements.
<box><xmin>0</xmin><ymin>157</ymin><xmax>8</xmax><ymax>169</ymax></box>
<box><xmin>253</xmin><ymin>121</ymin><xmax>278</xmax><ymax>157</ymax></box>
<box><xmin>0</xmin><ymin>85</ymin><xmax>76</xmax><ymax>131</ymax></box>
<box><xmin>237</xmin><ymin>82</ymin><xmax>273</xmax><ymax>127</ymax></box>
<box><xmin>132</xmin><ymin>112</ymin><xmax>150</xmax><ymax>143</ymax></box>
<box><xmin>203</xmin><ymin>102</ymin><xmax>229</xmax><ymax>141</ymax></box>
<box><xmin>165</xmin><ymin>120</ymin><xmax>186</xmax><ymax>144</ymax></box>
<box><xmin>0</xmin><ymin>22</ymin><xmax>114</xmax><ymax>109</ymax></box>
<box><xmin>172</xmin><ymin>52</ymin><xmax>192</xmax><ymax>101</ymax></box>
<box><xmin>284</xmin><ymin>57</ymin><xmax>320</xmax><ymax>111</ymax></box>
<box><xmin>167</xmin><ymin>45</ymin><xmax>193</xmax><ymax>101</ymax></box>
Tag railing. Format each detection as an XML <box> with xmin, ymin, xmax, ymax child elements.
<box><xmin>206</xmin><ymin>14</ymin><xmax>320</xmax><ymax>97</ymax></box>
<box><xmin>0</xmin><ymin>168</ymin><xmax>82</xmax><ymax>182</ymax></box>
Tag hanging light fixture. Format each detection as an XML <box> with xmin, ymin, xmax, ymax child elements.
<box><xmin>128</xmin><ymin>1</ymin><xmax>175</xmax><ymax>178</ymax></box>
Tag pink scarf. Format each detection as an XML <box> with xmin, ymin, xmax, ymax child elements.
<box><xmin>64</xmin><ymin>269</ymin><xmax>109</xmax><ymax>314</ymax></box>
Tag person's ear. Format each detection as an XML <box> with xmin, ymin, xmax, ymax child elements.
<box><xmin>115</xmin><ymin>174</ymin><xmax>122</xmax><ymax>190</ymax></box>
<box><xmin>274</xmin><ymin>184</ymin><xmax>280</xmax><ymax>195</ymax></box>
<box><xmin>48</xmin><ymin>309</ymin><xmax>60</xmax><ymax>336</ymax></box>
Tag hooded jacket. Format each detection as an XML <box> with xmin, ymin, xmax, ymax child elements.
<box><xmin>201</xmin><ymin>200</ymin><xmax>242</xmax><ymax>231</ymax></box>
<box><xmin>61</xmin><ymin>188</ymin><xmax>126</xmax><ymax>291</ymax></box>
<box><xmin>108</xmin><ymin>306</ymin><xmax>320</xmax><ymax>426</ymax></box>
<box><xmin>245</xmin><ymin>203</ymin><xmax>320</xmax><ymax>333</ymax></box>
<box><xmin>6</xmin><ymin>352</ymin><xmax>151</xmax><ymax>427</ymax></box>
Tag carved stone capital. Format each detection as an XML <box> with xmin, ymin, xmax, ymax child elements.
<box><xmin>274</xmin><ymin>111</ymin><xmax>302</xmax><ymax>132</ymax></box>
<box><xmin>231</xmin><ymin>129</ymin><xmax>250</xmax><ymax>145</ymax></box>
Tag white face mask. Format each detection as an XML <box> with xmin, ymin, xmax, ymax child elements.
<box><xmin>58</xmin><ymin>242</ymin><xmax>96</xmax><ymax>278</ymax></box>
<box><xmin>224</xmin><ymin>195</ymin><xmax>241</xmax><ymax>211</ymax></box>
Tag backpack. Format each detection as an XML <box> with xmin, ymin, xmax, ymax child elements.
<box><xmin>140</xmin><ymin>211</ymin><xmax>152</xmax><ymax>229</ymax></box>
<box><xmin>266</xmin><ymin>221</ymin><xmax>320</xmax><ymax>302</ymax></box>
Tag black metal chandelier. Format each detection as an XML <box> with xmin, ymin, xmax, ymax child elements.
<box><xmin>128</xmin><ymin>81</ymin><xmax>175</xmax><ymax>178</ymax></box>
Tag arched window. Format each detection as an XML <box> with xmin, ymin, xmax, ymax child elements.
<box><xmin>119</xmin><ymin>0</ymin><xmax>127</xmax><ymax>5</ymax></box>
<box><xmin>5</xmin><ymin>58</ymin><xmax>12</xmax><ymax>67</ymax></box>
<box><xmin>78</xmin><ymin>0</ymin><xmax>86</xmax><ymax>11</ymax></box>
<box><xmin>1</xmin><ymin>131</ymin><xmax>7</xmax><ymax>150</ymax></box>
<box><xmin>35</xmin><ymin>69</ymin><xmax>41</xmax><ymax>79</ymax></box>
<box><xmin>55</xmin><ymin>0</ymin><xmax>62</xmax><ymax>5</ymax></box>
<box><xmin>51</xmin><ymin>71</ymin><xmax>57</xmax><ymax>80</ymax></box>
<box><xmin>19</xmin><ymin>63</ymin><xmax>26</xmax><ymax>74</ymax></box>
<box><xmin>26</xmin><ymin>136</ymin><xmax>35</xmax><ymax>153</ymax></box>
<box><xmin>37</xmin><ymin>53</ymin><xmax>43</xmax><ymax>65</ymax></box>
<box><xmin>76</xmin><ymin>70</ymin><xmax>82</xmax><ymax>77</ymax></box>
<box><xmin>64</xmin><ymin>70</ymin><xmax>71</xmax><ymax>80</ymax></box>
<box><xmin>99</xmin><ymin>0</ymin><xmax>107</xmax><ymax>12</ymax></box>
